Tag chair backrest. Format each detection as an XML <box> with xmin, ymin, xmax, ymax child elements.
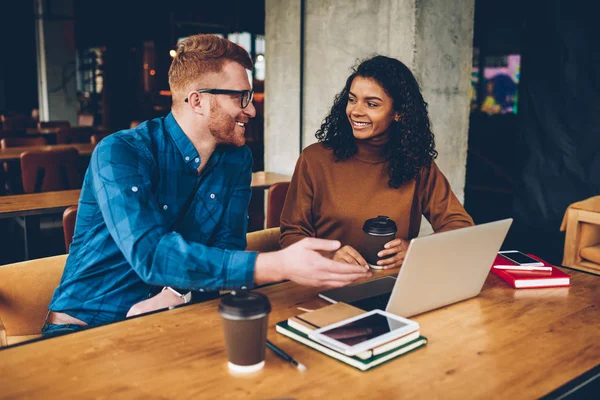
<box><xmin>20</xmin><ymin>148</ymin><xmax>81</xmax><ymax>193</ymax></box>
<box><xmin>1</xmin><ymin>114</ymin><xmax>29</xmax><ymax>132</ymax></box>
<box><xmin>0</xmin><ymin>255</ymin><xmax>67</xmax><ymax>346</ymax></box>
<box><xmin>266</xmin><ymin>182</ymin><xmax>290</xmax><ymax>228</ymax></box>
<box><xmin>38</xmin><ymin>120</ymin><xmax>71</xmax><ymax>130</ymax></box>
<box><xmin>77</xmin><ymin>113</ymin><xmax>94</xmax><ymax>127</ymax></box>
<box><xmin>63</xmin><ymin>205</ymin><xmax>78</xmax><ymax>251</ymax></box>
<box><xmin>0</xmin><ymin>136</ymin><xmax>47</xmax><ymax>148</ymax></box>
<box><xmin>55</xmin><ymin>127</ymin><xmax>93</xmax><ymax>144</ymax></box>
<box><xmin>90</xmin><ymin>132</ymin><xmax>111</xmax><ymax>145</ymax></box>
<box><xmin>246</xmin><ymin>227</ymin><xmax>281</xmax><ymax>252</ymax></box>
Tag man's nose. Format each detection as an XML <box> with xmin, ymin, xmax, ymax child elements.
<box><xmin>244</xmin><ymin>101</ymin><xmax>257</xmax><ymax>118</ymax></box>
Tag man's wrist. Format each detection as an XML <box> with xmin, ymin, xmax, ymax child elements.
<box><xmin>162</xmin><ymin>287</ymin><xmax>192</xmax><ymax>304</ymax></box>
<box><xmin>254</xmin><ymin>251</ymin><xmax>286</xmax><ymax>285</ymax></box>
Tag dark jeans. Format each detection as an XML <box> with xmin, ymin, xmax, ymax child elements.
<box><xmin>41</xmin><ymin>323</ymin><xmax>87</xmax><ymax>338</ymax></box>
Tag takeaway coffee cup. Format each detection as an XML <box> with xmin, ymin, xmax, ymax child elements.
<box><xmin>362</xmin><ymin>216</ymin><xmax>398</xmax><ymax>269</ymax></box>
<box><xmin>218</xmin><ymin>290</ymin><xmax>271</xmax><ymax>373</ymax></box>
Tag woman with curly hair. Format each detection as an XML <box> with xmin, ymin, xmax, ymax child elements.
<box><xmin>279</xmin><ymin>55</ymin><xmax>474</xmax><ymax>269</ymax></box>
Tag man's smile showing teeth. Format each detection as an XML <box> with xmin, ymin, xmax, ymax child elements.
<box><xmin>236</xmin><ymin>122</ymin><xmax>245</xmax><ymax>127</ymax></box>
<box><xmin>351</xmin><ymin>119</ymin><xmax>371</xmax><ymax>128</ymax></box>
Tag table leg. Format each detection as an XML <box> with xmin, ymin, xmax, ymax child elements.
<box><xmin>23</xmin><ymin>215</ymin><xmax>41</xmax><ymax>260</ymax></box>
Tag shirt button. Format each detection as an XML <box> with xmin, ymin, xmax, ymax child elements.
<box><xmin>210</xmin><ymin>193</ymin><xmax>215</xmax><ymax>199</ymax></box>
<box><xmin>194</xmin><ymin>157</ymin><xmax>200</xmax><ymax>163</ymax></box>
<box><xmin>163</xmin><ymin>204</ymin><xmax>168</xmax><ymax>210</ymax></box>
<box><xmin>131</xmin><ymin>186</ymin><xmax>138</xmax><ymax>192</ymax></box>
<box><xmin>185</xmin><ymin>156</ymin><xmax>190</xmax><ymax>161</ymax></box>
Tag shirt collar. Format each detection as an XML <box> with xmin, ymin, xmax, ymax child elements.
<box><xmin>165</xmin><ymin>112</ymin><xmax>222</xmax><ymax>174</ymax></box>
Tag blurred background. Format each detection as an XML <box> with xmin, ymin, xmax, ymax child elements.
<box><xmin>1</xmin><ymin>0</ymin><xmax>598</xmax><ymax>269</ymax></box>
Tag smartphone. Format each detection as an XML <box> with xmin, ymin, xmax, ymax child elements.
<box><xmin>497</xmin><ymin>250</ymin><xmax>546</xmax><ymax>268</ymax></box>
<box><xmin>308</xmin><ymin>309</ymin><xmax>419</xmax><ymax>356</ymax></box>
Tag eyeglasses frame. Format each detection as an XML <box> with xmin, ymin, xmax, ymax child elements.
<box><xmin>184</xmin><ymin>88</ymin><xmax>254</xmax><ymax>108</ymax></box>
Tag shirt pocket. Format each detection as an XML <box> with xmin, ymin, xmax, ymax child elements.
<box><xmin>195</xmin><ymin>191</ymin><xmax>226</xmax><ymax>233</ymax></box>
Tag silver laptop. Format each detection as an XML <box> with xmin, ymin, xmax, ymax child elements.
<box><xmin>319</xmin><ymin>218</ymin><xmax>513</xmax><ymax>317</ymax></box>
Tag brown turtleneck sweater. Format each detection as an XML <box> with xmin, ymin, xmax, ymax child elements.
<box><xmin>279</xmin><ymin>140</ymin><xmax>474</xmax><ymax>250</ymax></box>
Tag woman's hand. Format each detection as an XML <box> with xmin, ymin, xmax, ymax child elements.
<box><xmin>333</xmin><ymin>245</ymin><xmax>369</xmax><ymax>268</ymax></box>
<box><xmin>376</xmin><ymin>238</ymin><xmax>409</xmax><ymax>269</ymax></box>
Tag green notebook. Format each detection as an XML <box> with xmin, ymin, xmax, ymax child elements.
<box><xmin>275</xmin><ymin>321</ymin><xmax>428</xmax><ymax>371</ymax></box>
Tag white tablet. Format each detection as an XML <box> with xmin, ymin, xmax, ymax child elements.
<box><xmin>308</xmin><ymin>309</ymin><xmax>419</xmax><ymax>356</ymax></box>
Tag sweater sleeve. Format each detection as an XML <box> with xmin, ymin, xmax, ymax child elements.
<box><xmin>279</xmin><ymin>152</ymin><xmax>316</xmax><ymax>248</ymax></box>
<box><xmin>418</xmin><ymin>162</ymin><xmax>475</xmax><ymax>232</ymax></box>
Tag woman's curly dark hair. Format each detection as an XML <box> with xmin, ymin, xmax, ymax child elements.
<box><xmin>315</xmin><ymin>55</ymin><xmax>438</xmax><ymax>188</ymax></box>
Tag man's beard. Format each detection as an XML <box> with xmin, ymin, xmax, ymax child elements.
<box><xmin>208</xmin><ymin>99</ymin><xmax>245</xmax><ymax>147</ymax></box>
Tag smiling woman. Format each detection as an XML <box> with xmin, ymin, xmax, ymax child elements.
<box><xmin>346</xmin><ymin>76</ymin><xmax>397</xmax><ymax>141</ymax></box>
<box><xmin>279</xmin><ymin>55</ymin><xmax>475</xmax><ymax>270</ymax></box>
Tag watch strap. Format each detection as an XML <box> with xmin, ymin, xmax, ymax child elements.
<box><xmin>163</xmin><ymin>286</ymin><xmax>192</xmax><ymax>304</ymax></box>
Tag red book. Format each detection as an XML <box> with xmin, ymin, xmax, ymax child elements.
<box><xmin>491</xmin><ymin>254</ymin><xmax>571</xmax><ymax>289</ymax></box>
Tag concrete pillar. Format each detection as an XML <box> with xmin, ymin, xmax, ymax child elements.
<box><xmin>265</xmin><ymin>0</ymin><xmax>475</xmax><ymax>203</ymax></box>
<box><xmin>34</xmin><ymin>0</ymin><xmax>78</xmax><ymax>124</ymax></box>
<box><xmin>264</xmin><ymin>0</ymin><xmax>302</xmax><ymax>176</ymax></box>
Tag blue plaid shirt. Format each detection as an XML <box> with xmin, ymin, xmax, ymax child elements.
<box><xmin>49</xmin><ymin>113</ymin><xmax>257</xmax><ymax>326</ymax></box>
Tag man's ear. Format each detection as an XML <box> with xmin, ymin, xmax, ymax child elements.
<box><xmin>187</xmin><ymin>91</ymin><xmax>208</xmax><ymax>115</ymax></box>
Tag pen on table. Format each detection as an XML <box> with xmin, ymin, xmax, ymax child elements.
<box><xmin>266</xmin><ymin>340</ymin><xmax>307</xmax><ymax>371</ymax></box>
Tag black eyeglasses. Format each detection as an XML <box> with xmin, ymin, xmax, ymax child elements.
<box><xmin>185</xmin><ymin>89</ymin><xmax>254</xmax><ymax>108</ymax></box>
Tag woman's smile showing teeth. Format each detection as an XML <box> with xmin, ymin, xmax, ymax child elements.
<box><xmin>351</xmin><ymin>119</ymin><xmax>371</xmax><ymax>129</ymax></box>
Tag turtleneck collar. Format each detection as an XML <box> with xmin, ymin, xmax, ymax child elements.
<box><xmin>352</xmin><ymin>134</ymin><xmax>390</xmax><ymax>164</ymax></box>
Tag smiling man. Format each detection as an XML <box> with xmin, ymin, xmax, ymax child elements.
<box><xmin>43</xmin><ymin>35</ymin><xmax>371</xmax><ymax>337</ymax></box>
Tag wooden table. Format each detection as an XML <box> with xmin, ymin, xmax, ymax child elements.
<box><xmin>0</xmin><ymin>190</ymin><xmax>81</xmax><ymax>219</ymax></box>
<box><xmin>250</xmin><ymin>171</ymin><xmax>291</xmax><ymax>190</ymax></box>
<box><xmin>0</xmin><ymin>172</ymin><xmax>290</xmax><ymax>260</ymax></box>
<box><xmin>0</xmin><ymin>143</ymin><xmax>95</xmax><ymax>162</ymax></box>
<box><xmin>0</xmin><ymin>173</ymin><xmax>290</xmax><ymax>218</ymax></box>
<box><xmin>25</xmin><ymin>127</ymin><xmax>60</xmax><ymax>135</ymax></box>
<box><xmin>0</xmin><ymin>267</ymin><xmax>598</xmax><ymax>398</ymax></box>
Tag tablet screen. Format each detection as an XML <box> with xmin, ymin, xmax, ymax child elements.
<box><xmin>319</xmin><ymin>313</ymin><xmax>409</xmax><ymax>346</ymax></box>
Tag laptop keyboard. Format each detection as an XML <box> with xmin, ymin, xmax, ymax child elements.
<box><xmin>351</xmin><ymin>293</ymin><xmax>392</xmax><ymax>311</ymax></box>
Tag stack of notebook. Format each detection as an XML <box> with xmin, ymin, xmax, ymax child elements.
<box><xmin>492</xmin><ymin>254</ymin><xmax>571</xmax><ymax>288</ymax></box>
<box><xmin>276</xmin><ymin>302</ymin><xmax>427</xmax><ymax>371</ymax></box>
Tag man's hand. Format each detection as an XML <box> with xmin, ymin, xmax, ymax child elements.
<box><xmin>255</xmin><ymin>238</ymin><xmax>371</xmax><ymax>288</ymax></box>
<box><xmin>333</xmin><ymin>245</ymin><xmax>368</xmax><ymax>268</ymax></box>
<box><xmin>375</xmin><ymin>238</ymin><xmax>409</xmax><ymax>269</ymax></box>
<box><xmin>126</xmin><ymin>288</ymin><xmax>185</xmax><ymax>318</ymax></box>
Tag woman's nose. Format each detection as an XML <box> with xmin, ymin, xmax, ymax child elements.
<box><xmin>350</xmin><ymin>104</ymin><xmax>365</xmax><ymax>116</ymax></box>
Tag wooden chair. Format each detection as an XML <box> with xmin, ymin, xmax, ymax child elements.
<box><xmin>38</xmin><ymin>120</ymin><xmax>71</xmax><ymax>130</ymax></box>
<box><xmin>1</xmin><ymin>136</ymin><xmax>47</xmax><ymax>148</ymax></box>
<box><xmin>246</xmin><ymin>227</ymin><xmax>281</xmax><ymax>252</ymax></box>
<box><xmin>90</xmin><ymin>132</ymin><xmax>111</xmax><ymax>145</ymax></box>
<box><xmin>266</xmin><ymin>182</ymin><xmax>290</xmax><ymax>228</ymax></box>
<box><xmin>55</xmin><ymin>126</ymin><xmax>93</xmax><ymax>144</ymax></box>
<box><xmin>0</xmin><ymin>255</ymin><xmax>68</xmax><ymax>346</ymax></box>
<box><xmin>1</xmin><ymin>136</ymin><xmax>48</xmax><ymax>194</ymax></box>
<box><xmin>20</xmin><ymin>148</ymin><xmax>81</xmax><ymax>193</ymax></box>
<box><xmin>63</xmin><ymin>205</ymin><xmax>78</xmax><ymax>251</ymax></box>
<box><xmin>0</xmin><ymin>228</ymin><xmax>281</xmax><ymax>346</ymax></box>
<box><xmin>77</xmin><ymin>113</ymin><xmax>94</xmax><ymax>127</ymax></box>
<box><xmin>1</xmin><ymin>113</ymin><xmax>29</xmax><ymax>132</ymax></box>
<box><xmin>130</xmin><ymin>120</ymin><xmax>142</xmax><ymax>129</ymax></box>
<box><xmin>561</xmin><ymin>196</ymin><xmax>600</xmax><ymax>274</ymax></box>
